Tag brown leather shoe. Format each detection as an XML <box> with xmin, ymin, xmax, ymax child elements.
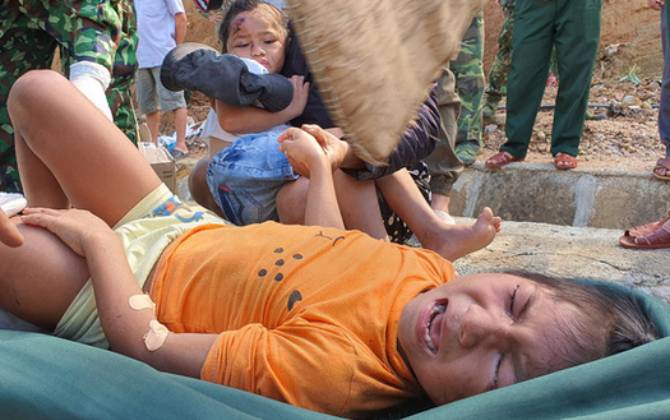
<box><xmin>485</xmin><ymin>151</ymin><xmax>523</xmax><ymax>170</ymax></box>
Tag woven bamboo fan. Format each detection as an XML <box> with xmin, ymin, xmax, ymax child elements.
<box><xmin>285</xmin><ymin>0</ymin><xmax>484</xmax><ymax>164</ymax></box>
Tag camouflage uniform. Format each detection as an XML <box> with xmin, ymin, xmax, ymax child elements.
<box><xmin>449</xmin><ymin>15</ymin><xmax>485</xmax><ymax>165</ymax></box>
<box><xmin>0</xmin><ymin>0</ymin><xmax>138</xmax><ymax>192</ymax></box>
<box><xmin>425</xmin><ymin>67</ymin><xmax>463</xmax><ymax>197</ymax></box>
<box><xmin>485</xmin><ymin>0</ymin><xmax>514</xmax><ymax>109</ymax></box>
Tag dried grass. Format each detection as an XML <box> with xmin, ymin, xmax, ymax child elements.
<box><xmin>285</xmin><ymin>0</ymin><xmax>484</xmax><ymax>164</ymax></box>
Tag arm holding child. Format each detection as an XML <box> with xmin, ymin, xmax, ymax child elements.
<box><xmin>215</xmin><ymin>75</ymin><xmax>310</xmax><ymax>134</ymax></box>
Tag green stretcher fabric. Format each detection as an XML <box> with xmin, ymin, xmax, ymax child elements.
<box><xmin>0</xmin><ymin>281</ymin><xmax>668</xmax><ymax>419</ymax></box>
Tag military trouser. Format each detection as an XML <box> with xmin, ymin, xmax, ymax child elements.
<box><xmin>660</xmin><ymin>3</ymin><xmax>670</xmax><ymax>158</ymax></box>
<box><xmin>450</xmin><ymin>15</ymin><xmax>485</xmax><ymax>148</ymax></box>
<box><xmin>425</xmin><ymin>67</ymin><xmax>463</xmax><ymax>196</ymax></box>
<box><xmin>485</xmin><ymin>1</ymin><xmax>560</xmax><ymax>109</ymax></box>
<box><xmin>503</xmin><ymin>0</ymin><xmax>601</xmax><ymax>159</ymax></box>
<box><xmin>0</xmin><ymin>0</ymin><xmax>138</xmax><ymax>192</ymax></box>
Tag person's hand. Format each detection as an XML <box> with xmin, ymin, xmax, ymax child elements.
<box><xmin>20</xmin><ymin>208</ymin><xmax>116</xmax><ymax>257</ymax></box>
<box><xmin>300</xmin><ymin>124</ymin><xmax>349</xmax><ymax>170</ymax></box>
<box><xmin>0</xmin><ymin>210</ymin><xmax>23</xmax><ymax>247</ymax></box>
<box><xmin>285</xmin><ymin>76</ymin><xmax>310</xmax><ymax>119</ymax></box>
<box><xmin>649</xmin><ymin>0</ymin><xmax>664</xmax><ymax>11</ymax></box>
<box><xmin>208</xmin><ymin>11</ymin><xmax>223</xmax><ymax>24</ymax></box>
<box><xmin>278</xmin><ymin>127</ymin><xmax>328</xmax><ymax>177</ymax></box>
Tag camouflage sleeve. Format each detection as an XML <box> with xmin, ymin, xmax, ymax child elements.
<box><xmin>71</xmin><ymin>0</ymin><xmax>125</xmax><ymax>71</ymax></box>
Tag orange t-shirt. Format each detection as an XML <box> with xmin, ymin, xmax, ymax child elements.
<box><xmin>150</xmin><ymin>221</ymin><xmax>455</xmax><ymax>417</ymax></box>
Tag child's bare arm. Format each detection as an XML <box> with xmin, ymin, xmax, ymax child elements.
<box><xmin>278</xmin><ymin>128</ymin><xmax>344</xmax><ymax>230</ymax></box>
<box><xmin>21</xmin><ymin>208</ymin><xmax>217</xmax><ymax>378</ymax></box>
<box><xmin>216</xmin><ymin>76</ymin><xmax>309</xmax><ymax>134</ymax></box>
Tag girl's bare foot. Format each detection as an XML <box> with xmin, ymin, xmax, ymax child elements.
<box><xmin>419</xmin><ymin>207</ymin><xmax>501</xmax><ymax>261</ymax></box>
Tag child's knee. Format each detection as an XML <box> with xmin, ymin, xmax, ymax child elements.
<box><xmin>188</xmin><ymin>158</ymin><xmax>215</xmax><ymax>211</ymax></box>
<box><xmin>277</xmin><ymin>178</ymin><xmax>309</xmax><ymax>224</ymax></box>
<box><xmin>8</xmin><ymin>70</ymin><xmax>65</xmax><ymax>121</ymax></box>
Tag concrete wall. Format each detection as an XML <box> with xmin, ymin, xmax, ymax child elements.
<box><xmin>450</xmin><ymin>163</ymin><xmax>670</xmax><ymax>229</ymax></box>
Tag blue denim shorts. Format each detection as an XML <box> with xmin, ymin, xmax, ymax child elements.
<box><xmin>206</xmin><ymin>126</ymin><xmax>299</xmax><ymax>225</ymax></box>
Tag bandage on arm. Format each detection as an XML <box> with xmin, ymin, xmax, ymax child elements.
<box><xmin>69</xmin><ymin>61</ymin><xmax>113</xmax><ymax>121</ymax></box>
<box><xmin>84</xmin><ymin>233</ymin><xmax>217</xmax><ymax>378</ymax></box>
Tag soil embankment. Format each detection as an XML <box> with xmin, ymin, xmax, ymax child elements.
<box><xmin>484</xmin><ymin>1</ymin><xmax>663</xmax><ymax>76</ymax></box>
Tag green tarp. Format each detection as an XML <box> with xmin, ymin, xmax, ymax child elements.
<box><xmin>1</xmin><ymin>282</ymin><xmax>669</xmax><ymax>419</ymax></box>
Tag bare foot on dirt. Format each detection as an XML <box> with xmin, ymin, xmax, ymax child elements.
<box><xmin>420</xmin><ymin>207</ymin><xmax>501</xmax><ymax>261</ymax></box>
<box><xmin>0</xmin><ymin>210</ymin><xmax>23</xmax><ymax>247</ymax></box>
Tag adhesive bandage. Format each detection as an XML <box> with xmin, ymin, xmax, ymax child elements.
<box><xmin>129</xmin><ymin>294</ymin><xmax>156</xmax><ymax>312</ymax></box>
<box><xmin>69</xmin><ymin>61</ymin><xmax>113</xmax><ymax>121</ymax></box>
<box><xmin>143</xmin><ymin>320</ymin><xmax>168</xmax><ymax>351</ymax></box>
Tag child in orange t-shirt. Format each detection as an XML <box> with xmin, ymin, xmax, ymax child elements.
<box><xmin>0</xmin><ymin>71</ymin><xmax>657</xmax><ymax>417</ymax></box>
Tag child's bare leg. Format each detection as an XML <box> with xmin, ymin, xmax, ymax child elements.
<box><xmin>277</xmin><ymin>172</ymin><xmax>388</xmax><ymax>239</ymax></box>
<box><xmin>333</xmin><ymin>170</ymin><xmax>387</xmax><ymax>240</ymax></box>
<box><xmin>0</xmin><ymin>224</ymin><xmax>89</xmax><ymax>330</ymax></box>
<box><xmin>277</xmin><ymin>178</ymin><xmax>309</xmax><ymax>224</ymax></box>
<box><xmin>7</xmin><ymin>70</ymin><xmax>161</xmax><ymax>225</ymax></box>
<box><xmin>375</xmin><ymin>169</ymin><xmax>501</xmax><ymax>261</ymax></box>
<box><xmin>188</xmin><ymin>157</ymin><xmax>223</xmax><ymax>216</ymax></box>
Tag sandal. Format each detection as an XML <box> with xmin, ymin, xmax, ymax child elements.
<box><xmin>485</xmin><ymin>151</ymin><xmax>523</xmax><ymax>170</ymax></box>
<box><xmin>653</xmin><ymin>158</ymin><xmax>670</xmax><ymax>181</ymax></box>
<box><xmin>626</xmin><ymin>211</ymin><xmax>670</xmax><ymax>238</ymax></box>
<box><xmin>171</xmin><ymin>149</ymin><xmax>189</xmax><ymax>160</ymax></box>
<box><xmin>553</xmin><ymin>153</ymin><xmax>577</xmax><ymax>170</ymax></box>
<box><xmin>620</xmin><ymin>218</ymin><xmax>670</xmax><ymax>250</ymax></box>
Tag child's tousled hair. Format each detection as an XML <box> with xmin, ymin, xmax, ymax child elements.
<box><xmin>218</xmin><ymin>0</ymin><xmax>289</xmax><ymax>53</ymax></box>
<box><xmin>508</xmin><ymin>271</ymin><xmax>658</xmax><ymax>375</ymax></box>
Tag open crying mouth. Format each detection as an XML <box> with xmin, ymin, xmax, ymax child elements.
<box><xmin>424</xmin><ymin>302</ymin><xmax>447</xmax><ymax>354</ymax></box>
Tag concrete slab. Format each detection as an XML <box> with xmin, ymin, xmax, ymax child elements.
<box><xmin>453</xmin><ymin>218</ymin><xmax>670</xmax><ymax>303</ymax></box>
<box><xmin>450</xmin><ymin>162</ymin><xmax>670</xmax><ymax>229</ymax></box>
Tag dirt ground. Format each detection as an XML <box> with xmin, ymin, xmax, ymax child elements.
<box><xmin>172</xmin><ymin>2</ymin><xmax>666</xmax><ymax>173</ymax></box>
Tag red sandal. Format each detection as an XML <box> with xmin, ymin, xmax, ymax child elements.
<box><xmin>554</xmin><ymin>153</ymin><xmax>577</xmax><ymax>170</ymax></box>
<box><xmin>626</xmin><ymin>211</ymin><xmax>670</xmax><ymax>238</ymax></box>
<box><xmin>653</xmin><ymin>158</ymin><xmax>670</xmax><ymax>181</ymax></box>
<box><xmin>620</xmin><ymin>218</ymin><xmax>670</xmax><ymax>250</ymax></box>
<box><xmin>485</xmin><ymin>151</ymin><xmax>523</xmax><ymax>170</ymax></box>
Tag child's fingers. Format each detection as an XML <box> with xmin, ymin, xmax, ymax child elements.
<box><xmin>277</xmin><ymin>129</ymin><xmax>295</xmax><ymax>143</ymax></box>
<box><xmin>23</xmin><ymin>207</ymin><xmax>61</xmax><ymax>216</ymax></box>
<box><xmin>277</xmin><ymin>131</ymin><xmax>289</xmax><ymax>143</ymax></box>
<box><xmin>301</xmin><ymin>125</ymin><xmax>328</xmax><ymax>147</ymax></box>
<box><xmin>301</xmin><ymin>124</ymin><xmax>321</xmax><ymax>133</ymax></box>
<box><xmin>20</xmin><ymin>213</ymin><xmax>53</xmax><ymax>230</ymax></box>
<box><xmin>0</xmin><ymin>210</ymin><xmax>23</xmax><ymax>247</ymax></box>
<box><xmin>278</xmin><ymin>127</ymin><xmax>303</xmax><ymax>143</ymax></box>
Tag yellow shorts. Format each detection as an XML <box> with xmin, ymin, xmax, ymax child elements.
<box><xmin>54</xmin><ymin>184</ymin><xmax>225</xmax><ymax>348</ymax></box>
